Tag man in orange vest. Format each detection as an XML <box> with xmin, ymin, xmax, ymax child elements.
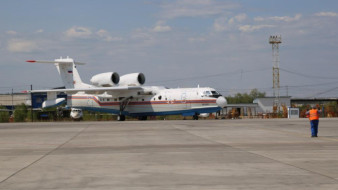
<box><xmin>306</xmin><ymin>105</ymin><xmax>321</xmax><ymax>137</ymax></box>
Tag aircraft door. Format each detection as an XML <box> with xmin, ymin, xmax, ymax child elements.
<box><xmin>87</xmin><ymin>96</ymin><xmax>93</xmax><ymax>107</ymax></box>
<box><xmin>181</xmin><ymin>93</ymin><xmax>186</xmax><ymax>103</ymax></box>
<box><xmin>165</xmin><ymin>92</ymin><xmax>171</xmax><ymax>104</ymax></box>
<box><xmin>165</xmin><ymin>92</ymin><xmax>176</xmax><ymax>109</ymax></box>
<box><xmin>181</xmin><ymin>92</ymin><xmax>190</xmax><ymax>109</ymax></box>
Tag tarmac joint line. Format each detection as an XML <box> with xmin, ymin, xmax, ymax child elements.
<box><xmin>0</xmin><ymin>125</ymin><xmax>90</xmax><ymax>185</ymax></box>
<box><xmin>172</xmin><ymin>123</ymin><xmax>338</xmax><ymax>183</ymax></box>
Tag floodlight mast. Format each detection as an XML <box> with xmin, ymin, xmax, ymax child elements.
<box><xmin>269</xmin><ymin>35</ymin><xmax>281</xmax><ymax>114</ymax></box>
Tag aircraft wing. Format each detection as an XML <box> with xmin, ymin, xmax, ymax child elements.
<box><xmin>30</xmin><ymin>86</ymin><xmax>143</xmax><ymax>94</ymax></box>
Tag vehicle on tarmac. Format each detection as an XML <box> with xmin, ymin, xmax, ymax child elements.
<box><xmin>70</xmin><ymin>108</ymin><xmax>83</xmax><ymax>120</ymax></box>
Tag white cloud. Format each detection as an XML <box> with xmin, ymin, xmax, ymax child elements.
<box><xmin>65</xmin><ymin>27</ymin><xmax>123</xmax><ymax>42</ymax></box>
<box><xmin>64</xmin><ymin>26</ymin><xmax>92</xmax><ymax>38</ymax></box>
<box><xmin>36</xmin><ymin>29</ymin><xmax>44</xmax><ymax>33</ymax></box>
<box><xmin>110</xmin><ymin>36</ymin><xmax>124</xmax><ymax>41</ymax></box>
<box><xmin>152</xmin><ymin>25</ymin><xmax>172</xmax><ymax>33</ymax></box>
<box><xmin>188</xmin><ymin>37</ymin><xmax>206</xmax><ymax>43</ymax></box>
<box><xmin>233</xmin><ymin>13</ymin><xmax>247</xmax><ymax>22</ymax></box>
<box><xmin>213</xmin><ymin>13</ymin><xmax>247</xmax><ymax>32</ymax></box>
<box><xmin>96</xmin><ymin>29</ymin><xmax>109</xmax><ymax>37</ymax></box>
<box><xmin>315</xmin><ymin>12</ymin><xmax>338</xmax><ymax>17</ymax></box>
<box><xmin>238</xmin><ymin>24</ymin><xmax>275</xmax><ymax>32</ymax></box>
<box><xmin>213</xmin><ymin>17</ymin><xmax>229</xmax><ymax>32</ymax></box>
<box><xmin>152</xmin><ymin>21</ymin><xmax>172</xmax><ymax>32</ymax></box>
<box><xmin>160</xmin><ymin>0</ymin><xmax>239</xmax><ymax>19</ymax></box>
<box><xmin>96</xmin><ymin>29</ymin><xmax>123</xmax><ymax>42</ymax></box>
<box><xmin>254</xmin><ymin>14</ymin><xmax>302</xmax><ymax>22</ymax></box>
<box><xmin>228</xmin><ymin>13</ymin><xmax>247</xmax><ymax>24</ymax></box>
<box><xmin>7</xmin><ymin>39</ymin><xmax>39</xmax><ymax>53</ymax></box>
<box><xmin>254</xmin><ymin>17</ymin><xmax>265</xmax><ymax>22</ymax></box>
<box><xmin>130</xmin><ymin>28</ymin><xmax>157</xmax><ymax>47</ymax></box>
<box><xmin>6</xmin><ymin>31</ymin><xmax>18</xmax><ymax>35</ymax></box>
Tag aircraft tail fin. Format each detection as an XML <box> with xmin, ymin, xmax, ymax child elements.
<box><xmin>26</xmin><ymin>56</ymin><xmax>90</xmax><ymax>89</ymax></box>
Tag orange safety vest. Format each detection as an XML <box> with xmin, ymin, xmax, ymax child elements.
<box><xmin>309</xmin><ymin>109</ymin><xmax>319</xmax><ymax>120</ymax></box>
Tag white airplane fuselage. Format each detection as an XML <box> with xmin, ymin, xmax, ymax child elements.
<box><xmin>68</xmin><ymin>86</ymin><xmax>224</xmax><ymax>117</ymax></box>
<box><xmin>27</xmin><ymin>57</ymin><xmax>227</xmax><ymax>120</ymax></box>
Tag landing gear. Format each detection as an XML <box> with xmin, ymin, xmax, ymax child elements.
<box><xmin>193</xmin><ymin>114</ymin><xmax>199</xmax><ymax>120</ymax></box>
<box><xmin>117</xmin><ymin>96</ymin><xmax>132</xmax><ymax>121</ymax></box>
<box><xmin>117</xmin><ymin>115</ymin><xmax>125</xmax><ymax>121</ymax></box>
<box><xmin>138</xmin><ymin>116</ymin><xmax>148</xmax><ymax>120</ymax></box>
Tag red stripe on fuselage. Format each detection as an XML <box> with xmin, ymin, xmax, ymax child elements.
<box><xmin>68</xmin><ymin>96</ymin><xmax>216</xmax><ymax>106</ymax></box>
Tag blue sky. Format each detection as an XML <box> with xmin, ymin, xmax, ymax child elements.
<box><xmin>0</xmin><ymin>0</ymin><xmax>338</xmax><ymax>97</ymax></box>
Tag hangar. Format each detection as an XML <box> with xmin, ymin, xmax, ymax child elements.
<box><xmin>0</xmin><ymin>92</ymin><xmax>67</xmax><ymax>110</ymax></box>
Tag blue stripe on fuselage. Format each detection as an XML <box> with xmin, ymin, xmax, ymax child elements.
<box><xmin>72</xmin><ymin>106</ymin><xmax>221</xmax><ymax>117</ymax></box>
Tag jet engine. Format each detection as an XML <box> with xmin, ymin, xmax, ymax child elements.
<box><xmin>90</xmin><ymin>72</ymin><xmax>120</xmax><ymax>87</ymax></box>
<box><xmin>119</xmin><ymin>73</ymin><xmax>145</xmax><ymax>86</ymax></box>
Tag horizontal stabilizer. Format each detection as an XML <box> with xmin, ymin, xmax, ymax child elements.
<box><xmin>26</xmin><ymin>60</ymin><xmax>85</xmax><ymax>65</ymax></box>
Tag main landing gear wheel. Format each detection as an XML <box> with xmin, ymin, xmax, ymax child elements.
<box><xmin>117</xmin><ymin>115</ymin><xmax>125</xmax><ymax>121</ymax></box>
<box><xmin>193</xmin><ymin>114</ymin><xmax>199</xmax><ymax>120</ymax></box>
<box><xmin>117</xmin><ymin>96</ymin><xmax>133</xmax><ymax>121</ymax></box>
<box><xmin>138</xmin><ymin>116</ymin><xmax>148</xmax><ymax>120</ymax></box>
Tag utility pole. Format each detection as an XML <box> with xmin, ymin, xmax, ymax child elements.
<box><xmin>11</xmin><ymin>88</ymin><xmax>14</xmax><ymax>113</ymax></box>
<box><xmin>286</xmin><ymin>85</ymin><xmax>288</xmax><ymax>97</ymax></box>
<box><xmin>31</xmin><ymin>85</ymin><xmax>33</xmax><ymax>122</ymax></box>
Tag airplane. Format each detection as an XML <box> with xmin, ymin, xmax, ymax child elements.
<box><xmin>27</xmin><ymin>57</ymin><xmax>227</xmax><ymax>121</ymax></box>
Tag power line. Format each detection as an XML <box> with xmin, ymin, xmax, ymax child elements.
<box><xmin>147</xmin><ymin>67</ymin><xmax>270</xmax><ymax>84</ymax></box>
<box><xmin>281</xmin><ymin>80</ymin><xmax>338</xmax><ymax>88</ymax></box>
<box><xmin>0</xmin><ymin>85</ymin><xmax>31</xmax><ymax>89</ymax></box>
<box><xmin>308</xmin><ymin>86</ymin><xmax>338</xmax><ymax>98</ymax></box>
<box><xmin>280</xmin><ymin>68</ymin><xmax>338</xmax><ymax>80</ymax></box>
<box><xmin>218</xmin><ymin>81</ymin><xmax>338</xmax><ymax>97</ymax></box>
<box><xmin>219</xmin><ymin>80</ymin><xmax>338</xmax><ymax>92</ymax></box>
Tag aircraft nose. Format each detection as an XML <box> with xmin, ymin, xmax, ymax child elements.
<box><xmin>216</xmin><ymin>96</ymin><xmax>227</xmax><ymax>108</ymax></box>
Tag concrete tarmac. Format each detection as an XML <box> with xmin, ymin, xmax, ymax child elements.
<box><xmin>0</xmin><ymin>118</ymin><xmax>338</xmax><ymax>190</ymax></box>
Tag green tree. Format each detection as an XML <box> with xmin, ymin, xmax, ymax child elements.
<box><xmin>249</xmin><ymin>88</ymin><xmax>266</xmax><ymax>100</ymax></box>
<box><xmin>0</xmin><ymin>106</ymin><xmax>10</xmax><ymax>122</ymax></box>
<box><xmin>27</xmin><ymin>110</ymin><xmax>38</xmax><ymax>122</ymax></box>
<box><xmin>14</xmin><ymin>103</ymin><xmax>28</xmax><ymax>122</ymax></box>
<box><xmin>226</xmin><ymin>89</ymin><xmax>266</xmax><ymax>104</ymax></box>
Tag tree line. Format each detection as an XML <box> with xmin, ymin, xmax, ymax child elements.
<box><xmin>225</xmin><ymin>89</ymin><xmax>266</xmax><ymax>104</ymax></box>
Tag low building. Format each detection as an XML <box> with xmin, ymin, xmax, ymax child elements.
<box><xmin>0</xmin><ymin>92</ymin><xmax>67</xmax><ymax>109</ymax></box>
<box><xmin>291</xmin><ymin>98</ymin><xmax>338</xmax><ymax>107</ymax></box>
<box><xmin>253</xmin><ymin>96</ymin><xmax>291</xmax><ymax>113</ymax></box>
<box><xmin>221</xmin><ymin>103</ymin><xmax>259</xmax><ymax>118</ymax></box>
<box><xmin>0</xmin><ymin>93</ymin><xmax>30</xmax><ymax>110</ymax></box>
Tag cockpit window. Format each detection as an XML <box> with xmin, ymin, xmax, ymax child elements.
<box><xmin>203</xmin><ymin>90</ymin><xmax>222</xmax><ymax>98</ymax></box>
<box><xmin>211</xmin><ymin>91</ymin><xmax>222</xmax><ymax>98</ymax></box>
<box><xmin>203</xmin><ymin>91</ymin><xmax>211</xmax><ymax>95</ymax></box>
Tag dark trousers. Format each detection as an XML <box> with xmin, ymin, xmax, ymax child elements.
<box><xmin>310</xmin><ymin>120</ymin><xmax>319</xmax><ymax>137</ymax></box>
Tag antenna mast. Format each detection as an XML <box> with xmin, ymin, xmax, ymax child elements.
<box><xmin>269</xmin><ymin>35</ymin><xmax>281</xmax><ymax>115</ymax></box>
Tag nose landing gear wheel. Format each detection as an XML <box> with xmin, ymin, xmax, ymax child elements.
<box><xmin>118</xmin><ymin>115</ymin><xmax>125</xmax><ymax>121</ymax></box>
<box><xmin>138</xmin><ymin>116</ymin><xmax>148</xmax><ymax>120</ymax></box>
